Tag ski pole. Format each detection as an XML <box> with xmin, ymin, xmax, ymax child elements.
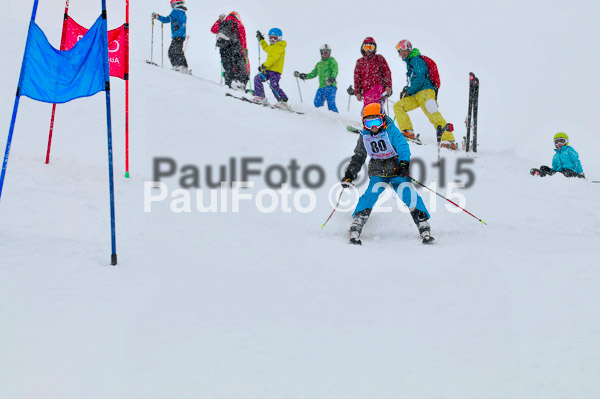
<box><xmin>321</xmin><ymin>187</ymin><xmax>346</xmax><ymax>228</ymax></box>
<box><xmin>220</xmin><ymin>61</ymin><xmax>224</xmax><ymax>85</ymax></box>
<box><xmin>161</xmin><ymin>22</ymin><xmax>164</xmax><ymax>67</ymax></box>
<box><xmin>150</xmin><ymin>17</ymin><xmax>154</xmax><ymax>64</ymax></box>
<box><xmin>183</xmin><ymin>34</ymin><xmax>190</xmax><ymax>53</ymax></box>
<box><xmin>295</xmin><ymin>76</ymin><xmax>303</xmax><ymax>103</ymax></box>
<box><xmin>409</xmin><ymin>176</ymin><xmax>487</xmax><ymax>225</ymax></box>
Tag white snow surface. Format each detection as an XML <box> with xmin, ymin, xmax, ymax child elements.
<box><xmin>1</xmin><ymin>0</ymin><xmax>600</xmax><ymax>398</ymax></box>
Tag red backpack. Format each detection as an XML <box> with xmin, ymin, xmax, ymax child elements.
<box><xmin>421</xmin><ymin>55</ymin><xmax>440</xmax><ymax>90</ymax></box>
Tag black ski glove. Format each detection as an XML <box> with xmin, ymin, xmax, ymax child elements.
<box><xmin>347</xmin><ymin>85</ymin><xmax>355</xmax><ymax>95</ymax></box>
<box><xmin>341</xmin><ymin>171</ymin><xmax>356</xmax><ymax>188</ymax></box>
<box><xmin>400</xmin><ymin>86</ymin><xmax>409</xmax><ymax>99</ymax></box>
<box><xmin>299</xmin><ymin>73</ymin><xmax>307</xmax><ymax>80</ymax></box>
<box><xmin>326</xmin><ymin>77</ymin><xmax>336</xmax><ymax>85</ymax></box>
<box><xmin>258</xmin><ymin>64</ymin><xmax>267</xmax><ymax>75</ymax></box>
<box><xmin>256</xmin><ymin>31</ymin><xmax>264</xmax><ymax>41</ymax></box>
<box><xmin>398</xmin><ymin>160</ymin><xmax>410</xmax><ymax>177</ymax></box>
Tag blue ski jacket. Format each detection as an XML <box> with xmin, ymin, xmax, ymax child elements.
<box><xmin>158</xmin><ymin>9</ymin><xmax>187</xmax><ymax>38</ymax></box>
<box><xmin>552</xmin><ymin>146</ymin><xmax>583</xmax><ymax>174</ymax></box>
<box><xmin>405</xmin><ymin>49</ymin><xmax>435</xmax><ymax>96</ymax></box>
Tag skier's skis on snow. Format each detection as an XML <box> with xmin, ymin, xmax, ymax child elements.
<box><xmin>225</xmin><ymin>93</ymin><xmax>304</xmax><ymax>114</ymax></box>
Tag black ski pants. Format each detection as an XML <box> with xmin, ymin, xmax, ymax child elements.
<box><xmin>219</xmin><ymin>44</ymin><xmax>248</xmax><ymax>87</ymax></box>
<box><xmin>168</xmin><ymin>36</ymin><xmax>188</xmax><ymax>69</ymax></box>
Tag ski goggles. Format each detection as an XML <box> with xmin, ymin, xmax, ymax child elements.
<box><xmin>269</xmin><ymin>36</ymin><xmax>280</xmax><ymax>43</ymax></box>
<box><xmin>554</xmin><ymin>138</ymin><xmax>567</xmax><ymax>145</ymax></box>
<box><xmin>363</xmin><ymin>116</ymin><xmax>384</xmax><ymax>129</ymax></box>
<box><xmin>362</xmin><ymin>43</ymin><xmax>375</xmax><ymax>52</ymax></box>
<box><xmin>320</xmin><ymin>49</ymin><xmax>331</xmax><ymax>55</ymax></box>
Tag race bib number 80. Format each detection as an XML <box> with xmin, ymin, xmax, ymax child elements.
<box><xmin>362</xmin><ymin>131</ymin><xmax>398</xmax><ymax>159</ymax></box>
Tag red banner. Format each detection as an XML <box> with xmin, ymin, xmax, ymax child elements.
<box><xmin>63</xmin><ymin>16</ymin><xmax>128</xmax><ymax>80</ymax></box>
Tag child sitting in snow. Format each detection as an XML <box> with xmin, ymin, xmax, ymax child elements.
<box><xmin>530</xmin><ymin>132</ymin><xmax>585</xmax><ymax>178</ymax></box>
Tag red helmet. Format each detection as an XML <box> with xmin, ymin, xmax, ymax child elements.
<box><xmin>170</xmin><ymin>0</ymin><xmax>184</xmax><ymax>6</ymax></box>
<box><xmin>361</xmin><ymin>37</ymin><xmax>377</xmax><ymax>55</ymax></box>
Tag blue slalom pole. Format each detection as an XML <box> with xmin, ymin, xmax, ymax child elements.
<box><xmin>102</xmin><ymin>0</ymin><xmax>118</xmax><ymax>265</ymax></box>
<box><xmin>0</xmin><ymin>0</ymin><xmax>40</xmax><ymax>201</ymax></box>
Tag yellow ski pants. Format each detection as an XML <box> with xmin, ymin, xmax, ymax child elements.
<box><xmin>393</xmin><ymin>89</ymin><xmax>455</xmax><ymax>142</ymax></box>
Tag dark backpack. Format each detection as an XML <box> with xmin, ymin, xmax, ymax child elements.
<box><xmin>421</xmin><ymin>55</ymin><xmax>440</xmax><ymax>90</ymax></box>
<box><xmin>215</xmin><ymin>19</ymin><xmax>239</xmax><ymax>49</ymax></box>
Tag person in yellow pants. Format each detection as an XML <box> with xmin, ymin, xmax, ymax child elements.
<box><xmin>394</xmin><ymin>40</ymin><xmax>456</xmax><ymax>149</ymax></box>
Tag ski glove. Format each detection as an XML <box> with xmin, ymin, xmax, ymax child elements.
<box><xmin>256</xmin><ymin>31</ymin><xmax>265</xmax><ymax>41</ymax></box>
<box><xmin>326</xmin><ymin>77</ymin><xmax>336</xmax><ymax>85</ymax></box>
<box><xmin>341</xmin><ymin>171</ymin><xmax>356</xmax><ymax>188</ymax></box>
<box><xmin>400</xmin><ymin>86</ymin><xmax>409</xmax><ymax>99</ymax></box>
<box><xmin>347</xmin><ymin>85</ymin><xmax>355</xmax><ymax>96</ymax></box>
<box><xmin>398</xmin><ymin>160</ymin><xmax>410</xmax><ymax>177</ymax></box>
<box><xmin>258</xmin><ymin>64</ymin><xmax>267</xmax><ymax>75</ymax></box>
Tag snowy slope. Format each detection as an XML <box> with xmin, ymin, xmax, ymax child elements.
<box><xmin>1</xmin><ymin>0</ymin><xmax>600</xmax><ymax>398</ymax></box>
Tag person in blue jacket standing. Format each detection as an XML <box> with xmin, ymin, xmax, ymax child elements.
<box><xmin>152</xmin><ymin>0</ymin><xmax>188</xmax><ymax>72</ymax></box>
<box><xmin>531</xmin><ymin>132</ymin><xmax>585</xmax><ymax>178</ymax></box>
<box><xmin>341</xmin><ymin>103</ymin><xmax>434</xmax><ymax>245</ymax></box>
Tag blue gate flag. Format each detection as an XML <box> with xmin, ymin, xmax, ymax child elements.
<box><xmin>20</xmin><ymin>15</ymin><xmax>107</xmax><ymax>104</ymax></box>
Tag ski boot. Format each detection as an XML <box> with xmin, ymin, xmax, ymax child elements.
<box><xmin>252</xmin><ymin>96</ymin><xmax>268</xmax><ymax>105</ymax></box>
<box><xmin>274</xmin><ymin>100</ymin><xmax>291</xmax><ymax>111</ymax></box>
<box><xmin>417</xmin><ymin>221</ymin><xmax>435</xmax><ymax>244</ymax></box>
<box><xmin>348</xmin><ymin>209</ymin><xmax>371</xmax><ymax>245</ymax></box>
<box><xmin>437</xmin><ymin>123</ymin><xmax>457</xmax><ymax>150</ymax></box>
<box><xmin>402</xmin><ymin>129</ymin><xmax>416</xmax><ymax>140</ymax></box>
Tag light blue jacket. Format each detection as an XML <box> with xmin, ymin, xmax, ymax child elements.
<box><xmin>158</xmin><ymin>9</ymin><xmax>187</xmax><ymax>38</ymax></box>
<box><xmin>552</xmin><ymin>146</ymin><xmax>583</xmax><ymax>174</ymax></box>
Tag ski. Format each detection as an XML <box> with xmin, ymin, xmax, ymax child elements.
<box><xmin>465</xmin><ymin>72</ymin><xmax>479</xmax><ymax>152</ymax></box>
<box><xmin>346</xmin><ymin>125</ymin><xmax>423</xmax><ymax>145</ymax></box>
<box><xmin>145</xmin><ymin>60</ymin><xmax>192</xmax><ymax>75</ymax></box>
<box><xmin>225</xmin><ymin>93</ymin><xmax>304</xmax><ymax>114</ymax></box>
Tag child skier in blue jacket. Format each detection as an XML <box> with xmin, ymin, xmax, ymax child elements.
<box><xmin>152</xmin><ymin>0</ymin><xmax>188</xmax><ymax>72</ymax></box>
<box><xmin>342</xmin><ymin>103</ymin><xmax>434</xmax><ymax>245</ymax></box>
<box><xmin>531</xmin><ymin>132</ymin><xmax>585</xmax><ymax>178</ymax></box>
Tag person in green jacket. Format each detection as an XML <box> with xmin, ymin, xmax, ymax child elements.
<box><xmin>294</xmin><ymin>44</ymin><xmax>338</xmax><ymax>112</ymax></box>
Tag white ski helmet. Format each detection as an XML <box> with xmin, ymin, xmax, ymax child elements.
<box><xmin>320</xmin><ymin>44</ymin><xmax>332</xmax><ymax>52</ymax></box>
